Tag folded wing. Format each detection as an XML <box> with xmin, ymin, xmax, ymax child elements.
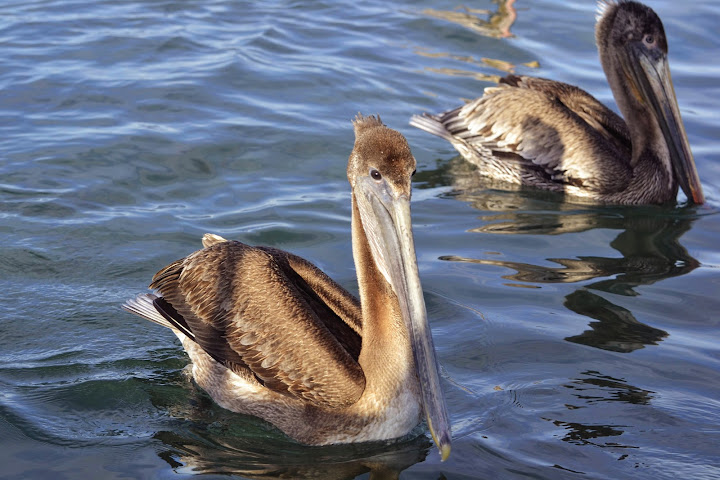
<box><xmin>148</xmin><ymin>240</ymin><xmax>366</xmax><ymax>409</ymax></box>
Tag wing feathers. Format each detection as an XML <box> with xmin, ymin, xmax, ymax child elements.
<box><xmin>413</xmin><ymin>75</ymin><xmax>633</xmax><ymax>193</ymax></box>
<box><xmin>148</xmin><ymin>240</ymin><xmax>366</xmax><ymax>409</ymax></box>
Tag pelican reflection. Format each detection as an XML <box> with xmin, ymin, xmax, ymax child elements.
<box><xmin>415</xmin><ymin>0</ymin><xmax>533</xmax><ymax>84</ymax></box>
<box><xmin>142</xmin><ymin>363</ymin><xmax>433</xmax><ymax>480</ymax></box>
<box><xmin>421</xmin><ymin>161</ymin><xmax>700</xmax><ymax>352</ymax></box>
<box><xmin>549</xmin><ymin>370</ymin><xmax>654</xmax><ymax>450</ymax></box>
<box><xmin>421</xmin><ymin>0</ymin><xmax>518</xmax><ymax>39</ymax></box>
<box><xmin>152</xmin><ymin>420</ymin><xmax>431</xmax><ymax>480</ymax></box>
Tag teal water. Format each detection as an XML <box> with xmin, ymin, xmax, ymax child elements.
<box><xmin>2</xmin><ymin>0</ymin><xmax>719</xmax><ymax>478</ymax></box>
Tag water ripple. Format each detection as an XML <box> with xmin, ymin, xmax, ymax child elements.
<box><xmin>1</xmin><ymin>0</ymin><xmax>719</xmax><ymax>478</ymax></box>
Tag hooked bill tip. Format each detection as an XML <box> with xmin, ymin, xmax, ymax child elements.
<box><xmin>439</xmin><ymin>443</ymin><xmax>451</xmax><ymax>462</ymax></box>
<box><xmin>427</xmin><ymin>414</ymin><xmax>452</xmax><ymax>461</ymax></box>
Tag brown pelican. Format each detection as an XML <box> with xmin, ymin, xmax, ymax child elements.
<box><xmin>411</xmin><ymin>0</ymin><xmax>705</xmax><ymax>205</ymax></box>
<box><xmin>123</xmin><ymin>114</ymin><xmax>451</xmax><ymax>460</ymax></box>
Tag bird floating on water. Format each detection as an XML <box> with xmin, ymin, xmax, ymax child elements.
<box><xmin>123</xmin><ymin>114</ymin><xmax>451</xmax><ymax>460</ymax></box>
<box><xmin>411</xmin><ymin>0</ymin><xmax>704</xmax><ymax>205</ymax></box>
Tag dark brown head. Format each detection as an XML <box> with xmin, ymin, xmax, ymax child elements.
<box><xmin>596</xmin><ymin>1</ymin><xmax>667</xmax><ymax>57</ymax></box>
<box><xmin>348</xmin><ymin>114</ymin><xmax>416</xmax><ymax>199</ymax></box>
<box><xmin>595</xmin><ymin>1</ymin><xmax>704</xmax><ymax>204</ymax></box>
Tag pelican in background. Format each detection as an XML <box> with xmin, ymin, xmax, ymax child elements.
<box><xmin>411</xmin><ymin>0</ymin><xmax>705</xmax><ymax>205</ymax></box>
<box><xmin>123</xmin><ymin>114</ymin><xmax>451</xmax><ymax>460</ymax></box>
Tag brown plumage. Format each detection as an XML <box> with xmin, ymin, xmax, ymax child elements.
<box><xmin>123</xmin><ymin>114</ymin><xmax>451</xmax><ymax>460</ymax></box>
<box><xmin>411</xmin><ymin>0</ymin><xmax>704</xmax><ymax>205</ymax></box>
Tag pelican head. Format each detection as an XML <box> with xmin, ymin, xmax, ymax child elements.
<box><xmin>348</xmin><ymin>114</ymin><xmax>451</xmax><ymax>460</ymax></box>
<box><xmin>596</xmin><ymin>0</ymin><xmax>704</xmax><ymax>204</ymax></box>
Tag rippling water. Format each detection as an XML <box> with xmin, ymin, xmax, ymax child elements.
<box><xmin>2</xmin><ymin>0</ymin><xmax>719</xmax><ymax>478</ymax></box>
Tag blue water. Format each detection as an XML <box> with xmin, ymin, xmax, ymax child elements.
<box><xmin>1</xmin><ymin>0</ymin><xmax>719</xmax><ymax>478</ymax></box>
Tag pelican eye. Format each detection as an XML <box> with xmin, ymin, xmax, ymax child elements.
<box><xmin>370</xmin><ymin>168</ymin><xmax>382</xmax><ymax>181</ymax></box>
<box><xmin>643</xmin><ymin>34</ymin><xmax>655</xmax><ymax>46</ymax></box>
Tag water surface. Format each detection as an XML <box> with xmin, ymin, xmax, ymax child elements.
<box><xmin>1</xmin><ymin>0</ymin><xmax>719</xmax><ymax>478</ymax></box>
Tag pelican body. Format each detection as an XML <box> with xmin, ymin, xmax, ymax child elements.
<box><xmin>123</xmin><ymin>115</ymin><xmax>451</xmax><ymax>460</ymax></box>
<box><xmin>411</xmin><ymin>0</ymin><xmax>704</xmax><ymax>205</ymax></box>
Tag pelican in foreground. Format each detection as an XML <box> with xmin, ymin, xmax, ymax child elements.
<box><xmin>123</xmin><ymin>115</ymin><xmax>451</xmax><ymax>460</ymax></box>
<box><xmin>411</xmin><ymin>0</ymin><xmax>704</xmax><ymax>205</ymax></box>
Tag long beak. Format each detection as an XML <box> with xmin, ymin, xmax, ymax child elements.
<box><xmin>356</xmin><ymin>177</ymin><xmax>452</xmax><ymax>461</ymax></box>
<box><xmin>629</xmin><ymin>47</ymin><xmax>705</xmax><ymax>204</ymax></box>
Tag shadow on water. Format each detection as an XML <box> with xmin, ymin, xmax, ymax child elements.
<box><xmin>418</xmin><ymin>157</ymin><xmax>702</xmax><ymax>353</ymax></box>
<box><xmin>565</xmin><ymin>370</ymin><xmax>654</xmax><ymax>407</ymax></box>
<box><xmin>152</xmin><ymin>420</ymin><xmax>429</xmax><ymax>479</ymax></box>
<box><xmin>148</xmin><ymin>383</ymin><xmax>431</xmax><ymax>480</ymax></box>
<box><xmin>547</xmin><ymin>370</ymin><xmax>655</xmax><ymax>451</ymax></box>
